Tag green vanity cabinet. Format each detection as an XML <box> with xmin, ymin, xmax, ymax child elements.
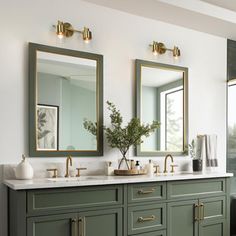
<box><xmin>27</xmin><ymin>213</ymin><xmax>77</xmax><ymax>236</ymax></box>
<box><xmin>167</xmin><ymin>197</ymin><xmax>226</xmax><ymax>236</ymax></box>
<box><xmin>167</xmin><ymin>199</ymin><xmax>199</xmax><ymax>236</ymax></box>
<box><xmin>167</xmin><ymin>178</ymin><xmax>229</xmax><ymax>236</ymax></box>
<box><xmin>78</xmin><ymin>208</ymin><xmax>123</xmax><ymax>236</ymax></box>
<box><xmin>7</xmin><ymin>177</ymin><xmax>231</xmax><ymax>236</ymax></box>
<box><xmin>27</xmin><ymin>208</ymin><xmax>122</xmax><ymax>236</ymax></box>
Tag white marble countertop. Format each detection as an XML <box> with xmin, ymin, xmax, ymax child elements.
<box><xmin>4</xmin><ymin>172</ymin><xmax>233</xmax><ymax>190</ymax></box>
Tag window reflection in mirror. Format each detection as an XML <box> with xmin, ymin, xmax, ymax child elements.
<box><xmin>136</xmin><ymin>60</ymin><xmax>188</xmax><ymax>156</ymax></box>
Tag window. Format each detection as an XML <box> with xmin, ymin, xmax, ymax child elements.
<box><xmin>160</xmin><ymin>86</ymin><xmax>183</xmax><ymax>151</ymax></box>
<box><xmin>228</xmin><ymin>80</ymin><xmax>236</xmax><ymax>174</ymax></box>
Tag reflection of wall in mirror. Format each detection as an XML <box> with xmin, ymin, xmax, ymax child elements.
<box><xmin>141</xmin><ymin>86</ymin><xmax>159</xmax><ymax>151</ymax></box>
<box><xmin>38</xmin><ymin>72</ymin><xmax>96</xmax><ymax>151</ymax></box>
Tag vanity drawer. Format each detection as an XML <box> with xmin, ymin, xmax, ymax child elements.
<box><xmin>27</xmin><ymin>185</ymin><xmax>123</xmax><ymax>215</ymax></box>
<box><xmin>133</xmin><ymin>230</ymin><xmax>166</xmax><ymax>236</ymax></box>
<box><xmin>128</xmin><ymin>182</ymin><xmax>166</xmax><ymax>204</ymax></box>
<box><xmin>128</xmin><ymin>203</ymin><xmax>166</xmax><ymax>235</ymax></box>
<box><xmin>167</xmin><ymin>178</ymin><xmax>226</xmax><ymax>200</ymax></box>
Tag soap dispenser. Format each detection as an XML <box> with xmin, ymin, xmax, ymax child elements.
<box><xmin>105</xmin><ymin>161</ymin><xmax>114</xmax><ymax>176</ymax></box>
<box><xmin>147</xmin><ymin>159</ymin><xmax>154</xmax><ymax>177</ymax></box>
<box><xmin>15</xmin><ymin>154</ymin><xmax>34</xmax><ymax>180</ymax></box>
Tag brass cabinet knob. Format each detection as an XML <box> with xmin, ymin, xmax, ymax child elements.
<box><xmin>46</xmin><ymin>168</ymin><xmax>58</xmax><ymax>178</ymax></box>
<box><xmin>170</xmin><ymin>164</ymin><xmax>178</xmax><ymax>173</ymax></box>
<box><xmin>76</xmin><ymin>168</ymin><xmax>87</xmax><ymax>177</ymax></box>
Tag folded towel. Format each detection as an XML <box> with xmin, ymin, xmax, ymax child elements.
<box><xmin>195</xmin><ymin>134</ymin><xmax>218</xmax><ymax>168</ymax></box>
<box><xmin>196</xmin><ymin>135</ymin><xmax>205</xmax><ymax>160</ymax></box>
<box><xmin>205</xmin><ymin>134</ymin><xmax>218</xmax><ymax>167</ymax></box>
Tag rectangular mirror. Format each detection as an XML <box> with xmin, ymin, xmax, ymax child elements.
<box><xmin>135</xmin><ymin>59</ymin><xmax>188</xmax><ymax>156</ymax></box>
<box><xmin>29</xmin><ymin>43</ymin><xmax>103</xmax><ymax>157</ymax></box>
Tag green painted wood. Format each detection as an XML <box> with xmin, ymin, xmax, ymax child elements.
<box><xmin>199</xmin><ymin>221</ymin><xmax>226</xmax><ymax>236</ymax></box>
<box><xmin>9</xmin><ymin>189</ymin><xmax>27</xmax><ymax>236</ymax></box>
<box><xmin>27</xmin><ymin>213</ymin><xmax>77</xmax><ymax>236</ymax></box>
<box><xmin>27</xmin><ymin>185</ymin><xmax>123</xmax><ymax>215</ymax></box>
<box><xmin>167</xmin><ymin>199</ymin><xmax>198</xmax><ymax>236</ymax></box>
<box><xmin>128</xmin><ymin>203</ymin><xmax>166</xmax><ymax>235</ymax></box>
<box><xmin>128</xmin><ymin>182</ymin><xmax>166</xmax><ymax>204</ymax></box>
<box><xmin>79</xmin><ymin>208</ymin><xmax>122</xmax><ymax>236</ymax></box>
<box><xmin>8</xmin><ymin>177</ymin><xmax>231</xmax><ymax>236</ymax></box>
<box><xmin>225</xmin><ymin>178</ymin><xmax>231</xmax><ymax>236</ymax></box>
<box><xmin>28</xmin><ymin>42</ymin><xmax>104</xmax><ymax>157</ymax></box>
<box><xmin>167</xmin><ymin>178</ymin><xmax>225</xmax><ymax>200</ymax></box>
<box><xmin>133</xmin><ymin>230</ymin><xmax>166</xmax><ymax>236</ymax></box>
<box><xmin>199</xmin><ymin>196</ymin><xmax>225</xmax><ymax>224</ymax></box>
<box><xmin>135</xmin><ymin>59</ymin><xmax>189</xmax><ymax>157</ymax></box>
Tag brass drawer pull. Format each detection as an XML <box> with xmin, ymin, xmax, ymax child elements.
<box><xmin>79</xmin><ymin>217</ymin><xmax>86</xmax><ymax>236</ymax></box>
<box><xmin>200</xmin><ymin>203</ymin><xmax>204</xmax><ymax>221</ymax></box>
<box><xmin>138</xmin><ymin>215</ymin><xmax>156</xmax><ymax>222</ymax></box>
<box><xmin>138</xmin><ymin>188</ymin><xmax>155</xmax><ymax>194</ymax></box>
<box><xmin>71</xmin><ymin>219</ymin><xmax>77</xmax><ymax>236</ymax></box>
<box><xmin>194</xmin><ymin>204</ymin><xmax>199</xmax><ymax>221</ymax></box>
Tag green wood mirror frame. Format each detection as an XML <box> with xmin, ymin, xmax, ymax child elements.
<box><xmin>29</xmin><ymin>43</ymin><xmax>103</xmax><ymax>157</ymax></box>
<box><xmin>135</xmin><ymin>59</ymin><xmax>188</xmax><ymax>156</ymax></box>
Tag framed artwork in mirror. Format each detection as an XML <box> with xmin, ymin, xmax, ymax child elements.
<box><xmin>29</xmin><ymin>43</ymin><xmax>103</xmax><ymax>157</ymax></box>
<box><xmin>37</xmin><ymin>104</ymin><xmax>59</xmax><ymax>151</ymax></box>
<box><xmin>135</xmin><ymin>59</ymin><xmax>188</xmax><ymax>156</ymax></box>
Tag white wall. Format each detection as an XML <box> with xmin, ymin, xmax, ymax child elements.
<box><xmin>0</xmin><ymin>0</ymin><xmax>227</xmax><ymax>235</ymax></box>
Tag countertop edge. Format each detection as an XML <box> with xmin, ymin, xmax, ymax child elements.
<box><xmin>3</xmin><ymin>172</ymin><xmax>234</xmax><ymax>190</ymax></box>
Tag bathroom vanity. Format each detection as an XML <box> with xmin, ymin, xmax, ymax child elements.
<box><xmin>5</xmin><ymin>173</ymin><xmax>232</xmax><ymax>236</ymax></box>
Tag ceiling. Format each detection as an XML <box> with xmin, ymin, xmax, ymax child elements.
<box><xmin>83</xmin><ymin>0</ymin><xmax>236</xmax><ymax>40</ymax></box>
<box><xmin>201</xmin><ymin>0</ymin><xmax>236</xmax><ymax>12</ymax></box>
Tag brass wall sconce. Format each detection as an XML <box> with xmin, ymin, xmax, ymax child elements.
<box><xmin>150</xmin><ymin>41</ymin><xmax>181</xmax><ymax>58</ymax></box>
<box><xmin>53</xmin><ymin>20</ymin><xmax>92</xmax><ymax>43</ymax></box>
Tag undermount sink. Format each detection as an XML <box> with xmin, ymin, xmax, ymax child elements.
<box><xmin>47</xmin><ymin>176</ymin><xmax>108</xmax><ymax>182</ymax></box>
<box><xmin>47</xmin><ymin>177</ymin><xmax>79</xmax><ymax>182</ymax></box>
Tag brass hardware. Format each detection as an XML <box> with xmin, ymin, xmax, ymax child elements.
<box><xmin>138</xmin><ymin>215</ymin><xmax>156</xmax><ymax>223</ymax></box>
<box><xmin>71</xmin><ymin>218</ymin><xmax>77</xmax><ymax>236</ymax></box>
<box><xmin>76</xmin><ymin>168</ymin><xmax>87</xmax><ymax>177</ymax></box>
<box><xmin>138</xmin><ymin>188</ymin><xmax>155</xmax><ymax>194</ymax></box>
<box><xmin>154</xmin><ymin>165</ymin><xmax>160</xmax><ymax>175</ymax></box>
<box><xmin>79</xmin><ymin>217</ymin><xmax>86</xmax><ymax>236</ymax></box>
<box><xmin>65</xmin><ymin>156</ymin><xmax>73</xmax><ymax>177</ymax></box>
<box><xmin>170</xmin><ymin>164</ymin><xmax>178</xmax><ymax>173</ymax></box>
<box><xmin>150</xmin><ymin>41</ymin><xmax>180</xmax><ymax>58</ymax></box>
<box><xmin>164</xmin><ymin>154</ymin><xmax>174</xmax><ymax>173</ymax></box>
<box><xmin>53</xmin><ymin>20</ymin><xmax>92</xmax><ymax>42</ymax></box>
<box><xmin>82</xmin><ymin>27</ymin><xmax>92</xmax><ymax>43</ymax></box>
<box><xmin>199</xmin><ymin>203</ymin><xmax>204</xmax><ymax>221</ymax></box>
<box><xmin>46</xmin><ymin>168</ymin><xmax>58</xmax><ymax>178</ymax></box>
<box><xmin>194</xmin><ymin>204</ymin><xmax>199</xmax><ymax>221</ymax></box>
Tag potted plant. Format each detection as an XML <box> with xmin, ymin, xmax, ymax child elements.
<box><xmin>84</xmin><ymin>101</ymin><xmax>160</xmax><ymax>170</ymax></box>
<box><xmin>189</xmin><ymin>139</ymin><xmax>202</xmax><ymax>172</ymax></box>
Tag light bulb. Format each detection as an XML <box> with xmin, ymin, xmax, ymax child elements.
<box><xmin>153</xmin><ymin>51</ymin><xmax>158</xmax><ymax>56</ymax></box>
<box><xmin>57</xmin><ymin>33</ymin><xmax>64</xmax><ymax>39</ymax></box>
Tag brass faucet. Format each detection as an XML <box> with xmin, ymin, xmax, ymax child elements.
<box><xmin>65</xmin><ymin>156</ymin><xmax>73</xmax><ymax>177</ymax></box>
<box><xmin>164</xmin><ymin>154</ymin><xmax>175</xmax><ymax>173</ymax></box>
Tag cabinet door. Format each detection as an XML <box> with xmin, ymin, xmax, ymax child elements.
<box><xmin>27</xmin><ymin>213</ymin><xmax>77</xmax><ymax>236</ymax></box>
<box><xmin>199</xmin><ymin>221</ymin><xmax>226</xmax><ymax>236</ymax></box>
<box><xmin>167</xmin><ymin>199</ymin><xmax>198</xmax><ymax>236</ymax></box>
<box><xmin>78</xmin><ymin>208</ymin><xmax>122</xmax><ymax>236</ymax></box>
<box><xmin>199</xmin><ymin>196</ymin><xmax>226</xmax><ymax>236</ymax></box>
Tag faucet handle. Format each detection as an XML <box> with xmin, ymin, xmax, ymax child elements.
<box><xmin>76</xmin><ymin>168</ymin><xmax>87</xmax><ymax>177</ymax></box>
<box><xmin>153</xmin><ymin>165</ymin><xmax>160</xmax><ymax>175</ymax></box>
<box><xmin>47</xmin><ymin>168</ymin><xmax>58</xmax><ymax>178</ymax></box>
<box><xmin>170</xmin><ymin>164</ymin><xmax>178</xmax><ymax>173</ymax></box>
